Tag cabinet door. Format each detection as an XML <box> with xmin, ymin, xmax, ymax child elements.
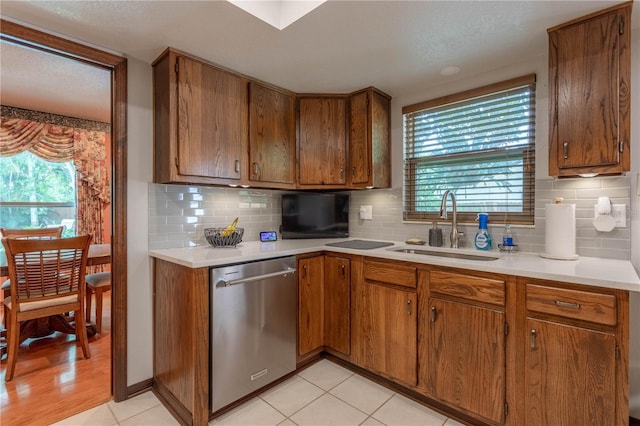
<box><xmin>349</xmin><ymin>91</ymin><xmax>369</xmax><ymax>185</ymax></box>
<box><xmin>298</xmin><ymin>97</ymin><xmax>347</xmax><ymax>185</ymax></box>
<box><xmin>177</xmin><ymin>56</ymin><xmax>247</xmax><ymax>180</ymax></box>
<box><xmin>349</xmin><ymin>89</ymin><xmax>391</xmax><ymax>188</ymax></box>
<box><xmin>298</xmin><ymin>256</ymin><xmax>324</xmax><ymax>356</ymax></box>
<box><xmin>525</xmin><ymin>318</ymin><xmax>616</xmax><ymax>425</ymax></box>
<box><xmin>358</xmin><ymin>283</ymin><xmax>417</xmax><ymax>386</ymax></box>
<box><xmin>427</xmin><ymin>298</ymin><xmax>505</xmax><ymax>424</ymax></box>
<box><xmin>324</xmin><ymin>256</ymin><xmax>350</xmax><ymax>355</ymax></box>
<box><xmin>249</xmin><ymin>82</ymin><xmax>295</xmax><ymax>185</ymax></box>
<box><xmin>549</xmin><ymin>7</ymin><xmax>630</xmax><ymax>175</ymax></box>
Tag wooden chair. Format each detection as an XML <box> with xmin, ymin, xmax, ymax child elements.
<box><xmin>1</xmin><ymin>227</ymin><xmax>65</xmax><ymax>328</ymax></box>
<box><xmin>0</xmin><ymin>226</ymin><xmax>64</xmax><ymax>239</ymax></box>
<box><xmin>85</xmin><ymin>272</ymin><xmax>111</xmax><ymax>334</ymax></box>
<box><xmin>2</xmin><ymin>235</ymin><xmax>92</xmax><ymax>381</ymax></box>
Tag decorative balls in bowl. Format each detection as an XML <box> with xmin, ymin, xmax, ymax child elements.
<box><xmin>204</xmin><ymin>227</ymin><xmax>244</xmax><ymax>247</ymax></box>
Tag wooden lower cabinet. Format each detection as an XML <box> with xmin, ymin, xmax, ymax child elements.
<box><xmin>524</xmin><ymin>318</ymin><xmax>616</xmax><ymax>425</ymax></box>
<box><xmin>298</xmin><ymin>256</ymin><xmax>324</xmax><ymax>356</ymax></box>
<box><xmin>352</xmin><ymin>259</ymin><xmax>418</xmax><ymax>386</ymax></box>
<box><xmin>324</xmin><ymin>255</ymin><xmax>351</xmax><ymax>355</ymax></box>
<box><xmin>520</xmin><ymin>278</ymin><xmax>628</xmax><ymax>426</ymax></box>
<box><xmin>150</xmin><ymin>256</ymin><xmax>631</xmax><ymax>426</ymax></box>
<box><xmin>420</xmin><ymin>268</ymin><xmax>508</xmax><ymax>424</ymax></box>
<box><xmin>426</xmin><ymin>298</ymin><xmax>506</xmax><ymax>424</ymax></box>
<box><xmin>153</xmin><ymin>259</ymin><xmax>210</xmax><ymax>426</ymax></box>
<box><xmin>297</xmin><ymin>254</ymin><xmax>351</xmax><ymax>359</ymax></box>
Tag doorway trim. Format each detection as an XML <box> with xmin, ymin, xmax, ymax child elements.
<box><xmin>1</xmin><ymin>18</ymin><xmax>128</xmax><ymax>401</ymax></box>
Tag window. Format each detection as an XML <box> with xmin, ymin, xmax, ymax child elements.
<box><xmin>402</xmin><ymin>74</ymin><xmax>536</xmax><ymax>224</ymax></box>
<box><xmin>0</xmin><ymin>151</ymin><xmax>77</xmax><ymax>236</ymax></box>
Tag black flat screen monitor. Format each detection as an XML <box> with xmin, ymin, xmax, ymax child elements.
<box><xmin>281</xmin><ymin>192</ymin><xmax>349</xmax><ymax>239</ymax></box>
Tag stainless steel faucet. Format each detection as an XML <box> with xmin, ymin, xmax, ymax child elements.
<box><xmin>440</xmin><ymin>190</ymin><xmax>462</xmax><ymax>248</ymax></box>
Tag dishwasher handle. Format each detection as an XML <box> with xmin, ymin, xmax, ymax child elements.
<box><xmin>219</xmin><ymin>268</ymin><xmax>296</xmax><ymax>287</ymax></box>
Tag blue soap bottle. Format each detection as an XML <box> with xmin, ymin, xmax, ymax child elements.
<box><xmin>474</xmin><ymin>213</ymin><xmax>492</xmax><ymax>250</ymax></box>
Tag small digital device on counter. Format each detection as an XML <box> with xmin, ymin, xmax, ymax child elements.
<box><xmin>260</xmin><ymin>231</ymin><xmax>278</xmax><ymax>242</ymax></box>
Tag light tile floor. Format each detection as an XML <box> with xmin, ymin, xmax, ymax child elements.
<box><xmin>54</xmin><ymin>360</ymin><xmax>466</xmax><ymax>426</ymax></box>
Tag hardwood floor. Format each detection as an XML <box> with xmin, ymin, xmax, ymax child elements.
<box><xmin>0</xmin><ymin>293</ymin><xmax>112</xmax><ymax>426</ymax></box>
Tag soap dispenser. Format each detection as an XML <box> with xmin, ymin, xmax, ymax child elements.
<box><xmin>429</xmin><ymin>221</ymin><xmax>443</xmax><ymax>247</ymax></box>
<box><xmin>474</xmin><ymin>213</ymin><xmax>492</xmax><ymax>250</ymax></box>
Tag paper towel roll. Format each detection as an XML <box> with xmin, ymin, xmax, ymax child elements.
<box><xmin>541</xmin><ymin>203</ymin><xmax>579</xmax><ymax>260</ymax></box>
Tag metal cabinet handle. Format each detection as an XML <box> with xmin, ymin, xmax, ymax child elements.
<box><xmin>430</xmin><ymin>306</ymin><xmax>436</xmax><ymax>322</ymax></box>
<box><xmin>352</xmin><ymin>167</ymin><xmax>356</xmax><ymax>178</ymax></box>
<box><xmin>302</xmin><ymin>265</ymin><xmax>307</xmax><ymax>279</ymax></box>
<box><xmin>340</xmin><ymin>264</ymin><xmax>346</xmax><ymax>278</ymax></box>
<box><xmin>530</xmin><ymin>329</ymin><xmax>537</xmax><ymax>349</ymax></box>
<box><xmin>407</xmin><ymin>300</ymin><xmax>412</xmax><ymax>316</ymax></box>
<box><xmin>562</xmin><ymin>142</ymin><xmax>569</xmax><ymax>160</ymax></box>
<box><xmin>253</xmin><ymin>162</ymin><xmax>259</xmax><ymax>175</ymax></box>
<box><xmin>235</xmin><ymin>160</ymin><xmax>241</xmax><ymax>173</ymax></box>
<box><xmin>554</xmin><ymin>300</ymin><xmax>580</xmax><ymax>309</ymax></box>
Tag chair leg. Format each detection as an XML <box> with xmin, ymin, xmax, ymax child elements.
<box><xmin>95</xmin><ymin>288</ymin><xmax>103</xmax><ymax>334</ymax></box>
<box><xmin>85</xmin><ymin>290</ymin><xmax>93</xmax><ymax>324</ymax></box>
<box><xmin>74</xmin><ymin>309</ymin><xmax>91</xmax><ymax>359</ymax></box>
<box><xmin>5</xmin><ymin>310</ymin><xmax>19</xmax><ymax>381</ymax></box>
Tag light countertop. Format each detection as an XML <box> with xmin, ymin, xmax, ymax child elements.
<box><xmin>149</xmin><ymin>238</ymin><xmax>640</xmax><ymax>292</ymax></box>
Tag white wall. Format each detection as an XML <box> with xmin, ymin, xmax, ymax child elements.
<box><xmin>126</xmin><ymin>57</ymin><xmax>154</xmax><ymax>385</ymax></box>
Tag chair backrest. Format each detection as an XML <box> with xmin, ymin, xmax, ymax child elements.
<box><xmin>0</xmin><ymin>227</ymin><xmax>64</xmax><ymax>240</ymax></box>
<box><xmin>1</xmin><ymin>235</ymin><xmax>91</xmax><ymax>306</ymax></box>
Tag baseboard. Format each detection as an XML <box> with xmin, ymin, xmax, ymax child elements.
<box><xmin>630</xmin><ymin>416</ymin><xmax>640</xmax><ymax>426</ymax></box>
<box><xmin>126</xmin><ymin>378</ymin><xmax>153</xmax><ymax>398</ymax></box>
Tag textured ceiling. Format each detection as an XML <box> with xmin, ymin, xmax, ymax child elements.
<box><xmin>0</xmin><ymin>1</ymin><xmax>637</xmax><ymax>123</ymax></box>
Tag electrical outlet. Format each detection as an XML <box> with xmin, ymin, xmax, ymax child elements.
<box><xmin>359</xmin><ymin>205</ymin><xmax>373</xmax><ymax>220</ymax></box>
<box><xmin>612</xmin><ymin>204</ymin><xmax>626</xmax><ymax>227</ymax></box>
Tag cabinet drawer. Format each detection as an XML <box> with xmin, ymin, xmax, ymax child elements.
<box><xmin>430</xmin><ymin>270</ymin><xmax>505</xmax><ymax>306</ymax></box>
<box><xmin>363</xmin><ymin>260</ymin><xmax>416</xmax><ymax>289</ymax></box>
<box><xmin>526</xmin><ymin>284</ymin><xmax>616</xmax><ymax>326</ymax></box>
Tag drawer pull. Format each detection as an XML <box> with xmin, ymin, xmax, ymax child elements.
<box><xmin>430</xmin><ymin>306</ymin><xmax>436</xmax><ymax>322</ymax></box>
<box><xmin>530</xmin><ymin>329</ymin><xmax>537</xmax><ymax>349</ymax></box>
<box><xmin>554</xmin><ymin>300</ymin><xmax>581</xmax><ymax>309</ymax></box>
<box><xmin>407</xmin><ymin>300</ymin><xmax>412</xmax><ymax>316</ymax></box>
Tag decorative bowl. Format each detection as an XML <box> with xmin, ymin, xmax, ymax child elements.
<box><xmin>204</xmin><ymin>227</ymin><xmax>244</xmax><ymax>247</ymax></box>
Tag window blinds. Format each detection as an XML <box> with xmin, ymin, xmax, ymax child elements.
<box><xmin>402</xmin><ymin>74</ymin><xmax>536</xmax><ymax>224</ymax></box>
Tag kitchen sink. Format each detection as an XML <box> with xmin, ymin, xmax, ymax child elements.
<box><xmin>387</xmin><ymin>247</ymin><xmax>500</xmax><ymax>261</ymax></box>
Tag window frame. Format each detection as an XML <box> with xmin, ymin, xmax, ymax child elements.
<box><xmin>402</xmin><ymin>74</ymin><xmax>536</xmax><ymax>225</ymax></box>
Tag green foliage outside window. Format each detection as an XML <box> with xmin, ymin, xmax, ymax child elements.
<box><xmin>0</xmin><ymin>151</ymin><xmax>76</xmax><ymax>235</ymax></box>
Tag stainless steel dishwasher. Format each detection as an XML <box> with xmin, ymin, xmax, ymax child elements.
<box><xmin>210</xmin><ymin>256</ymin><xmax>297</xmax><ymax>412</ymax></box>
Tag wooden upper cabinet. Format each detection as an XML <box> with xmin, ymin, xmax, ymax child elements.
<box><xmin>349</xmin><ymin>88</ymin><xmax>391</xmax><ymax>188</ymax></box>
<box><xmin>248</xmin><ymin>82</ymin><xmax>296</xmax><ymax>187</ymax></box>
<box><xmin>153</xmin><ymin>49</ymin><xmax>249</xmax><ymax>185</ymax></box>
<box><xmin>548</xmin><ymin>3</ymin><xmax>631</xmax><ymax>176</ymax></box>
<box><xmin>297</xmin><ymin>97</ymin><xmax>347</xmax><ymax>187</ymax></box>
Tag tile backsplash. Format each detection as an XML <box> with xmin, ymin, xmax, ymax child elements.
<box><xmin>149</xmin><ymin>176</ymin><xmax>631</xmax><ymax>260</ymax></box>
<box><xmin>149</xmin><ymin>184</ymin><xmax>282</xmax><ymax>249</ymax></box>
<box><xmin>349</xmin><ymin>176</ymin><xmax>631</xmax><ymax>260</ymax></box>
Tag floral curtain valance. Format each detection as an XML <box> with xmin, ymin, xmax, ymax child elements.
<box><xmin>0</xmin><ymin>117</ymin><xmax>110</xmax><ymax>204</ymax></box>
